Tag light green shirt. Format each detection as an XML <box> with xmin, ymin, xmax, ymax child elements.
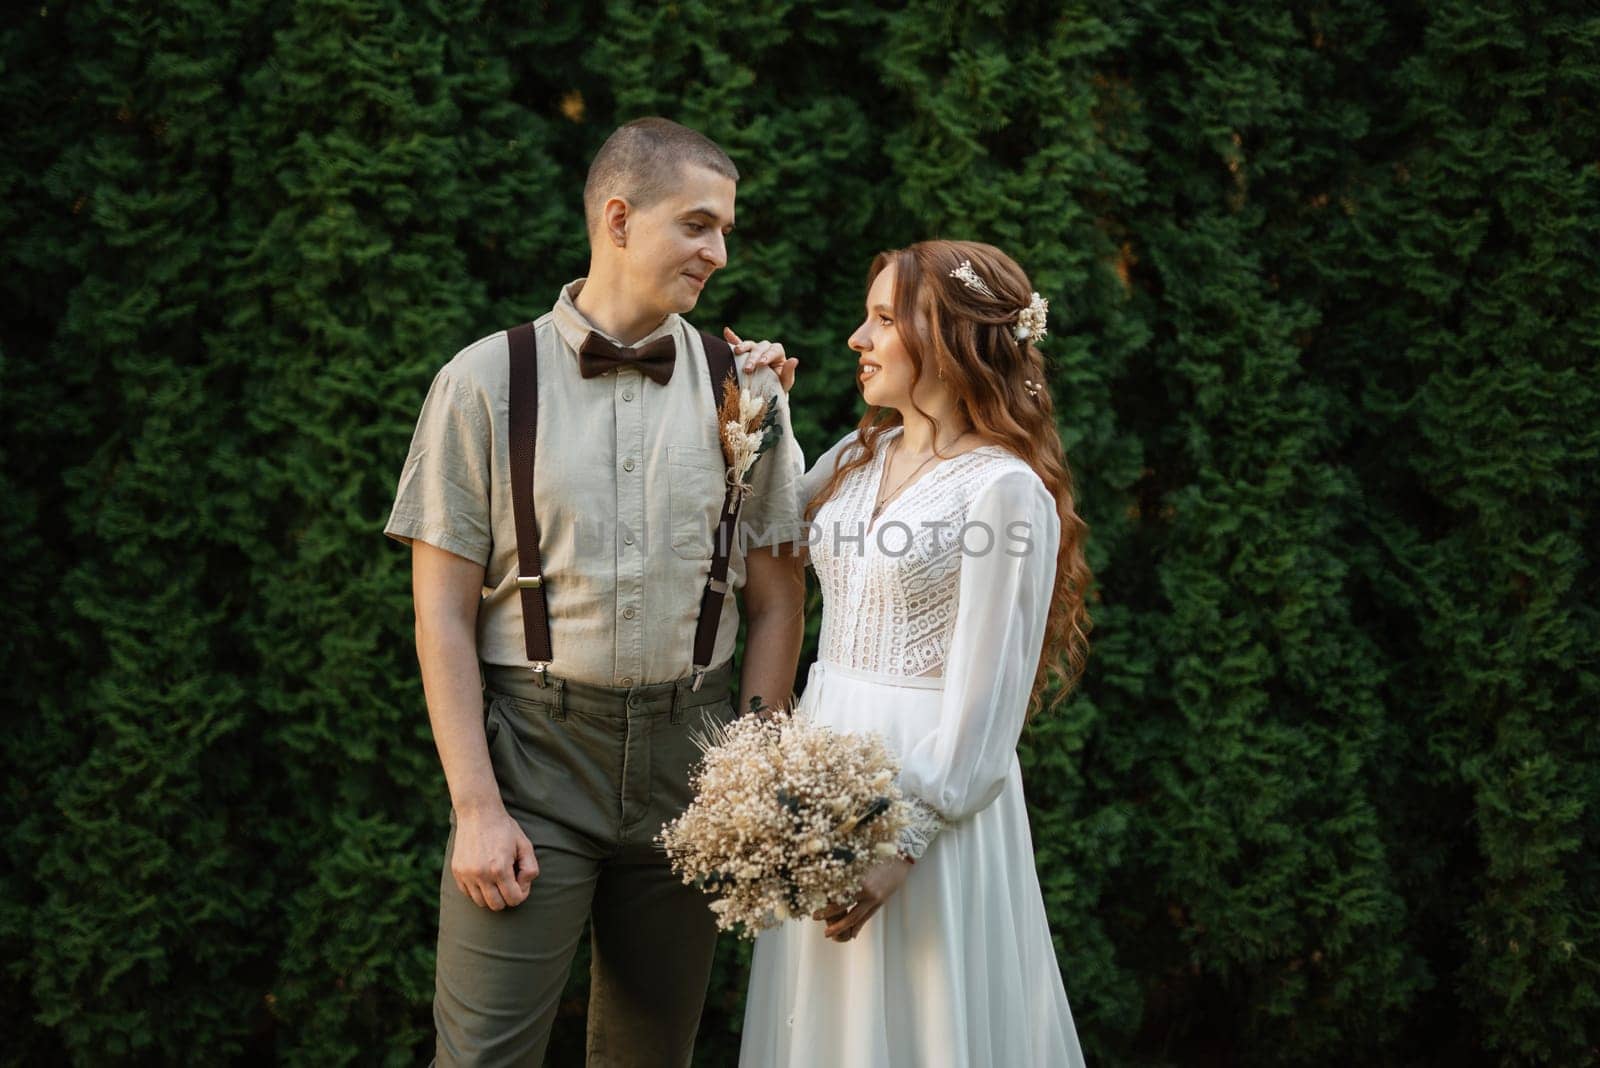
<box><xmin>384</xmin><ymin>280</ymin><xmax>806</xmax><ymax>687</ymax></box>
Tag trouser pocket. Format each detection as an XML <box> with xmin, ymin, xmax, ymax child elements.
<box><xmin>485</xmin><ymin>688</ymin><xmax>618</xmax><ymax>844</ymax></box>
<box><xmin>646</xmin><ymin>694</ymin><xmax>737</xmax><ymax>825</ymax></box>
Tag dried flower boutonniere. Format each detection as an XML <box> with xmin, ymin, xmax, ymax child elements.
<box><xmin>717</xmin><ymin>375</ymin><xmax>782</xmax><ymax>501</ymax></box>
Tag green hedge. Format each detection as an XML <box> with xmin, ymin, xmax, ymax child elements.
<box><xmin>2</xmin><ymin>1</ymin><xmax>1595</xmax><ymax>1064</ymax></box>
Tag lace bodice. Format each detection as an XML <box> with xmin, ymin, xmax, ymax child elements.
<box><xmin>805</xmin><ymin>428</ymin><xmax>1040</xmax><ymax>679</ymax></box>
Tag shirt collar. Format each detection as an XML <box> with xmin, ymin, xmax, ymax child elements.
<box><xmin>550</xmin><ymin>278</ymin><xmax>682</xmax><ymax>356</ymax></box>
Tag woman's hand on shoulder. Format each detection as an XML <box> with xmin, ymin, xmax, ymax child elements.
<box><xmin>725</xmin><ymin>326</ymin><xmax>798</xmax><ymax>393</ymax></box>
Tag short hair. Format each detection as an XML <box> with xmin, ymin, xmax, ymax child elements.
<box><xmin>583</xmin><ymin>118</ymin><xmax>739</xmax><ymax>237</ymax></box>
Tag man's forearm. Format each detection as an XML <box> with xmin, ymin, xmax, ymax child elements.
<box><xmin>738</xmin><ymin>597</ymin><xmax>805</xmax><ymax>716</ymax></box>
<box><xmin>416</xmin><ymin>617</ymin><xmax>502</xmax><ymax>815</ymax></box>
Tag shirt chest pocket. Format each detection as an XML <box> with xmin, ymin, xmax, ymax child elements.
<box><xmin>667</xmin><ymin>444</ymin><xmax>725</xmax><ymax>560</ymax></box>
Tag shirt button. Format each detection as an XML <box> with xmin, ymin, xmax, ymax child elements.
<box><xmin>622</xmin><ymin>389</ymin><xmax>634</xmax><ymax>402</ymax></box>
<box><xmin>623</xmin><ymin>532</ymin><xmax>635</xmax><ymax>545</ymax></box>
<box><xmin>622</xmin><ymin>458</ymin><xmax>635</xmax><ymax>472</ymax></box>
<box><xmin>622</xmin><ymin>607</ymin><xmax>636</xmax><ymax>619</ymax></box>
<box><xmin>620</xmin><ymin>676</ymin><xmax>633</xmax><ymax>687</ymax></box>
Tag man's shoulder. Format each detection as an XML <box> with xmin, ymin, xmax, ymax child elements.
<box><xmin>439</xmin><ymin>313</ymin><xmax>559</xmax><ymax>389</ymax></box>
<box><xmin>680</xmin><ymin>320</ymin><xmax>785</xmax><ymax>398</ymax></box>
<box><xmin>679</xmin><ymin>320</ymin><xmax>723</xmax><ymax>347</ymax></box>
<box><xmin>675</xmin><ymin>319</ymin><xmax>718</xmax><ymax>369</ymax></box>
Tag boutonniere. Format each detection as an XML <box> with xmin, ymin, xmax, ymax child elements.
<box><xmin>717</xmin><ymin>377</ymin><xmax>782</xmax><ymax>502</ymax></box>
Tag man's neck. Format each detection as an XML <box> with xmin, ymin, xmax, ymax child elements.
<box><xmin>573</xmin><ymin>269</ymin><xmax>669</xmax><ymax>346</ymax></box>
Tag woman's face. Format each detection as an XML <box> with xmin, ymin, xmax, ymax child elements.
<box><xmin>848</xmin><ymin>263</ymin><xmax>938</xmax><ymax>411</ymax></box>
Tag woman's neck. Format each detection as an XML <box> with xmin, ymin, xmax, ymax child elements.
<box><xmin>896</xmin><ymin>406</ymin><xmax>971</xmax><ymax>456</ymax></box>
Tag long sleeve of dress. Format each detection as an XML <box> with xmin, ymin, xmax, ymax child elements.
<box><xmin>895</xmin><ymin>470</ymin><xmax>1060</xmax><ymax>858</ymax></box>
<box><xmin>797</xmin><ymin>431</ymin><xmax>865</xmax><ymax>516</ymax></box>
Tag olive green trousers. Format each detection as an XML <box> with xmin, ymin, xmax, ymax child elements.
<box><xmin>431</xmin><ymin>660</ymin><xmax>736</xmax><ymax>1067</ymax></box>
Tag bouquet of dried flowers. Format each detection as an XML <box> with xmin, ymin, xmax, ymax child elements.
<box><xmin>717</xmin><ymin>376</ymin><xmax>782</xmax><ymax>501</ymax></box>
<box><xmin>659</xmin><ymin>699</ymin><xmax>910</xmax><ymax>938</ymax></box>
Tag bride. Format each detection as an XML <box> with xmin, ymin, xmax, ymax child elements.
<box><xmin>737</xmin><ymin>240</ymin><xmax>1092</xmax><ymax>1067</ymax></box>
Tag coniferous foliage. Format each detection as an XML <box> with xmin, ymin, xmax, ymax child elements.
<box><xmin>2</xmin><ymin>1</ymin><xmax>1595</xmax><ymax>1064</ymax></box>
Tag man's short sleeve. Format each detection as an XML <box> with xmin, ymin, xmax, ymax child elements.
<box><xmin>738</xmin><ymin>381</ymin><xmax>807</xmax><ymax>550</ymax></box>
<box><xmin>383</xmin><ymin>365</ymin><xmax>493</xmax><ymax>566</ymax></box>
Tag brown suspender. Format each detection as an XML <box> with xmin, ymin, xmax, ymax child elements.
<box><xmin>693</xmin><ymin>331</ymin><xmax>739</xmax><ymax>688</ymax></box>
<box><xmin>507</xmin><ymin>322</ymin><xmax>553</xmax><ymax>668</ymax></box>
<box><xmin>507</xmin><ymin>323</ymin><xmax>738</xmax><ymax>687</ymax></box>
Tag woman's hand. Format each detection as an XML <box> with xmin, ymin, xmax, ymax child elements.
<box><xmin>725</xmin><ymin>326</ymin><xmax>798</xmax><ymax>392</ymax></box>
<box><xmin>815</xmin><ymin>856</ymin><xmax>913</xmax><ymax>942</ymax></box>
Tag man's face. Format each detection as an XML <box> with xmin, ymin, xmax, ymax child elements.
<box><xmin>621</xmin><ymin>164</ymin><xmax>737</xmax><ymax>320</ymax></box>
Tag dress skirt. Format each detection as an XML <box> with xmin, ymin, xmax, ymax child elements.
<box><xmin>738</xmin><ymin>659</ymin><xmax>1086</xmax><ymax>1068</ymax></box>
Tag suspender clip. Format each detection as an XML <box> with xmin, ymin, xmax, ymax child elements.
<box><xmin>691</xmin><ymin>667</ymin><xmax>707</xmax><ymax>692</ymax></box>
<box><xmin>706</xmin><ymin>577</ymin><xmax>729</xmax><ymax>595</ymax></box>
<box><xmin>530</xmin><ymin>662</ymin><xmax>550</xmax><ymax>687</ymax></box>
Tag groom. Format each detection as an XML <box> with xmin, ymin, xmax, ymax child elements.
<box><xmin>384</xmin><ymin>117</ymin><xmax>806</xmax><ymax>1066</ymax></box>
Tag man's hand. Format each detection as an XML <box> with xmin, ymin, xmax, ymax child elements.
<box><xmin>452</xmin><ymin>805</ymin><xmax>539</xmax><ymax>911</ymax></box>
<box><xmin>816</xmin><ymin>856</ymin><xmax>913</xmax><ymax>942</ymax></box>
<box><xmin>725</xmin><ymin>326</ymin><xmax>798</xmax><ymax>392</ymax></box>
<box><xmin>411</xmin><ymin>538</ymin><xmax>537</xmax><ymax>912</ymax></box>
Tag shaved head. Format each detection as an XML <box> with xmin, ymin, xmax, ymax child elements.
<box><xmin>583</xmin><ymin>118</ymin><xmax>739</xmax><ymax>240</ymax></box>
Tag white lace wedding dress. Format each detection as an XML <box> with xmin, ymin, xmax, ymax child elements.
<box><xmin>739</xmin><ymin>427</ymin><xmax>1087</xmax><ymax>1067</ymax></box>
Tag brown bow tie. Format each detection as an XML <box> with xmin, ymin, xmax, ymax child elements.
<box><xmin>577</xmin><ymin>331</ymin><xmax>677</xmax><ymax>385</ymax></box>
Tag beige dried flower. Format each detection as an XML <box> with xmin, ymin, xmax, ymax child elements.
<box><xmin>716</xmin><ymin>375</ymin><xmax>781</xmax><ymax>501</ymax></box>
<box><xmin>658</xmin><ymin>708</ymin><xmax>911</xmax><ymax>939</ymax></box>
<box><xmin>1015</xmin><ymin>292</ymin><xmax>1049</xmax><ymax>341</ymax></box>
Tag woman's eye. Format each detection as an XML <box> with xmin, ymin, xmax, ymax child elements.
<box><xmin>879</xmin><ymin>316</ymin><xmax>894</xmax><ymax>326</ymax></box>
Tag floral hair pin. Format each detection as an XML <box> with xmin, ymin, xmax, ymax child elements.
<box><xmin>949</xmin><ymin>259</ymin><xmax>1050</xmax><ymax>342</ymax></box>
<box><xmin>948</xmin><ymin>259</ymin><xmax>997</xmax><ymax>300</ymax></box>
<box><xmin>1015</xmin><ymin>293</ymin><xmax>1049</xmax><ymax>342</ymax></box>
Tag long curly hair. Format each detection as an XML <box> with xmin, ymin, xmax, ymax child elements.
<box><xmin>806</xmin><ymin>240</ymin><xmax>1093</xmax><ymax>712</ymax></box>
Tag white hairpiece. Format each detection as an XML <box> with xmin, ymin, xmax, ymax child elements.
<box><xmin>950</xmin><ymin>260</ymin><xmax>1050</xmax><ymax>343</ymax></box>
<box><xmin>948</xmin><ymin>259</ymin><xmax>996</xmax><ymax>299</ymax></box>
<box><xmin>1015</xmin><ymin>292</ymin><xmax>1049</xmax><ymax>342</ymax></box>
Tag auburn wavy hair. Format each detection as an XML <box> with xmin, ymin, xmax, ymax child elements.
<box><xmin>805</xmin><ymin>240</ymin><xmax>1093</xmax><ymax>713</ymax></box>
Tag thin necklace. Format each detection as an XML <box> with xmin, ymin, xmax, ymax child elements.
<box><xmin>871</xmin><ymin>429</ymin><xmax>970</xmax><ymax>521</ymax></box>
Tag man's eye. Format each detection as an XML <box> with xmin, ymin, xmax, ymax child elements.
<box><xmin>685</xmin><ymin>223</ymin><xmax>705</xmax><ymax>234</ymax></box>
